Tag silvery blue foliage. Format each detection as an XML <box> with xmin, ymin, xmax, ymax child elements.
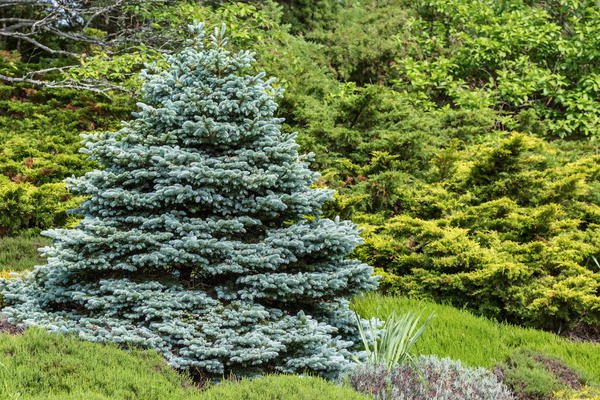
<box><xmin>340</xmin><ymin>355</ymin><xmax>515</xmax><ymax>400</ymax></box>
<box><xmin>0</xmin><ymin>23</ymin><xmax>378</xmax><ymax>378</ymax></box>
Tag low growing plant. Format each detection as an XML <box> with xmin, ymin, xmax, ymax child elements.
<box><xmin>340</xmin><ymin>354</ymin><xmax>515</xmax><ymax>400</ymax></box>
<box><xmin>0</xmin><ymin>231</ymin><xmax>50</xmax><ymax>272</ymax></box>
<box><xmin>354</xmin><ymin>308</ymin><xmax>433</xmax><ymax>368</ymax></box>
<box><xmin>495</xmin><ymin>349</ymin><xmax>588</xmax><ymax>400</ymax></box>
<box><xmin>554</xmin><ymin>386</ymin><xmax>600</xmax><ymax>400</ymax></box>
<box><xmin>353</xmin><ymin>294</ymin><xmax>600</xmax><ymax>384</ymax></box>
<box><xmin>202</xmin><ymin>374</ymin><xmax>369</xmax><ymax>400</ymax></box>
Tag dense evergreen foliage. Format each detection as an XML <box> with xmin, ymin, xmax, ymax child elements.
<box><xmin>0</xmin><ymin>55</ymin><xmax>130</xmax><ymax>234</ymax></box>
<box><xmin>255</xmin><ymin>0</ymin><xmax>600</xmax><ymax>332</ymax></box>
<box><xmin>352</xmin><ymin>131</ymin><xmax>600</xmax><ymax>330</ymax></box>
<box><xmin>0</xmin><ymin>24</ymin><xmax>376</xmax><ymax>378</ymax></box>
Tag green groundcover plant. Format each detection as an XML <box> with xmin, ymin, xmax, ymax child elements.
<box><xmin>0</xmin><ymin>23</ymin><xmax>377</xmax><ymax>379</ymax></box>
<box><xmin>0</xmin><ymin>327</ymin><xmax>370</xmax><ymax>399</ymax></box>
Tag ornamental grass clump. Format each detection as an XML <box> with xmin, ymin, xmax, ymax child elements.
<box><xmin>0</xmin><ymin>23</ymin><xmax>377</xmax><ymax>379</ymax></box>
<box><xmin>354</xmin><ymin>309</ymin><xmax>433</xmax><ymax>368</ymax></box>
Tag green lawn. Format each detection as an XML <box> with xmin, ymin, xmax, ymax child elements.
<box><xmin>0</xmin><ymin>232</ymin><xmax>50</xmax><ymax>272</ymax></box>
<box><xmin>354</xmin><ymin>292</ymin><xmax>600</xmax><ymax>384</ymax></box>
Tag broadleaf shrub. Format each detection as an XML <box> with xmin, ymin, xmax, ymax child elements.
<box><xmin>394</xmin><ymin>0</ymin><xmax>600</xmax><ymax>139</ymax></box>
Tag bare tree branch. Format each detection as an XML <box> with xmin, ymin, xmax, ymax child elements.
<box><xmin>0</xmin><ymin>1</ymin><xmax>40</xmax><ymax>8</ymax></box>
<box><xmin>0</xmin><ymin>72</ymin><xmax>130</xmax><ymax>99</ymax></box>
<box><xmin>0</xmin><ymin>0</ymin><xmax>191</xmax><ymax>96</ymax></box>
<box><xmin>0</xmin><ymin>31</ymin><xmax>81</xmax><ymax>56</ymax></box>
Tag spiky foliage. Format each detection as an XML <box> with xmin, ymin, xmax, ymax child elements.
<box><xmin>354</xmin><ymin>308</ymin><xmax>433</xmax><ymax>368</ymax></box>
<box><xmin>0</xmin><ymin>23</ymin><xmax>377</xmax><ymax>379</ymax></box>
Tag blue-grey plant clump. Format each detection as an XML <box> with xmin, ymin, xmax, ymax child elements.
<box><xmin>0</xmin><ymin>23</ymin><xmax>378</xmax><ymax>378</ymax></box>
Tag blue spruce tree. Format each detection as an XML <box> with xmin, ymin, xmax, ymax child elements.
<box><xmin>0</xmin><ymin>24</ymin><xmax>377</xmax><ymax>378</ymax></box>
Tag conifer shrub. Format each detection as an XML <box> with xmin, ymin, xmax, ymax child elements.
<box><xmin>276</xmin><ymin>0</ymin><xmax>342</xmax><ymax>34</ymax></box>
<box><xmin>350</xmin><ymin>132</ymin><xmax>600</xmax><ymax>331</ymax></box>
<box><xmin>0</xmin><ymin>270</ymin><xmax>20</xmax><ymax>309</ymax></box>
<box><xmin>0</xmin><ymin>24</ymin><xmax>377</xmax><ymax>379</ymax></box>
<box><xmin>304</xmin><ymin>0</ymin><xmax>411</xmax><ymax>84</ymax></box>
<box><xmin>340</xmin><ymin>355</ymin><xmax>515</xmax><ymax>400</ymax></box>
<box><xmin>0</xmin><ymin>177</ymin><xmax>83</xmax><ymax>235</ymax></box>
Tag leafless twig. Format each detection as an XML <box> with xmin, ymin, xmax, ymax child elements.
<box><xmin>0</xmin><ymin>0</ymin><xmax>190</xmax><ymax>97</ymax></box>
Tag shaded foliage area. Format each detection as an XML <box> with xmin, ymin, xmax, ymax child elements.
<box><xmin>0</xmin><ymin>0</ymin><xmax>201</xmax><ymax>94</ymax></box>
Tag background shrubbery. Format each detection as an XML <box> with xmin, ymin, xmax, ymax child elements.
<box><xmin>0</xmin><ymin>55</ymin><xmax>130</xmax><ymax>234</ymax></box>
<box><xmin>2</xmin><ymin>0</ymin><xmax>599</xmax><ymax>334</ymax></box>
<box><xmin>257</xmin><ymin>0</ymin><xmax>600</xmax><ymax>332</ymax></box>
<box><xmin>394</xmin><ymin>0</ymin><xmax>600</xmax><ymax>140</ymax></box>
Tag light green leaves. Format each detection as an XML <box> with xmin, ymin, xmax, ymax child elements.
<box><xmin>354</xmin><ymin>309</ymin><xmax>434</xmax><ymax>368</ymax></box>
